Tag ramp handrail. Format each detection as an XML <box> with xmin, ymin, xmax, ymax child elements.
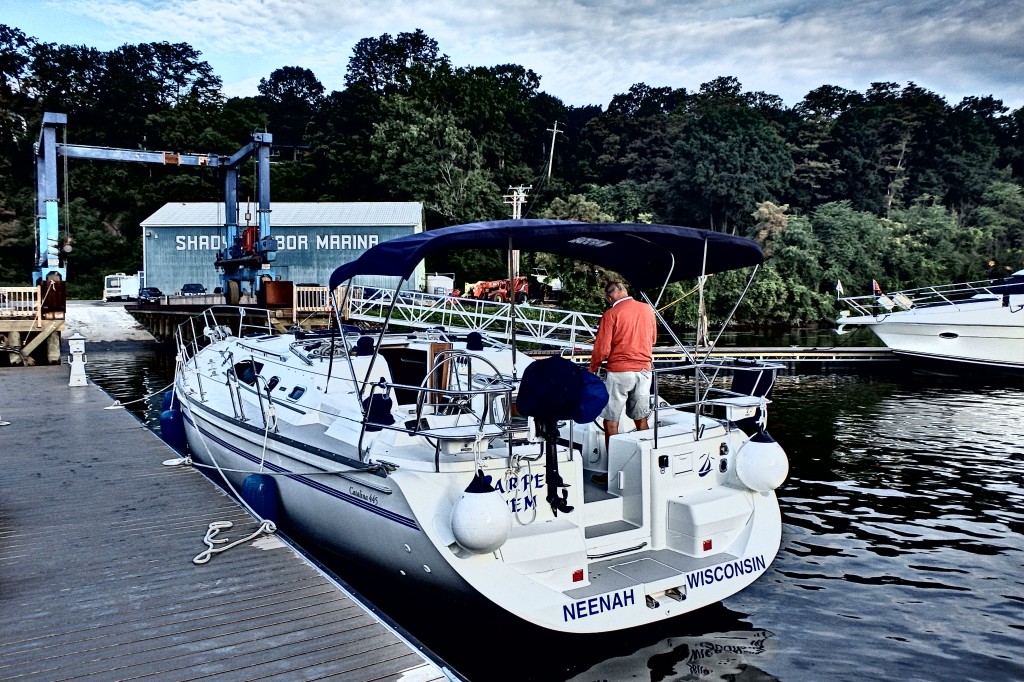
<box><xmin>0</xmin><ymin>287</ymin><xmax>41</xmax><ymax>319</ymax></box>
<box><xmin>336</xmin><ymin>286</ymin><xmax>601</xmax><ymax>349</ymax></box>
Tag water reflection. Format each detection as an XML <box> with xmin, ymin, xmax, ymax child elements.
<box><xmin>568</xmin><ymin>628</ymin><xmax>779</xmax><ymax>681</ymax></box>
<box><xmin>83</xmin><ymin>350</ymin><xmax>1024</xmax><ymax>682</ymax></box>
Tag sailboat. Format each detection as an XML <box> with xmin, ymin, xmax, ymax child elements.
<box><xmin>166</xmin><ymin>218</ymin><xmax>789</xmax><ymax>633</ymax></box>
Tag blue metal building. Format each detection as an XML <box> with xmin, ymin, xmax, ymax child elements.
<box><xmin>140</xmin><ymin>202</ymin><xmax>424</xmax><ymax>295</ymax></box>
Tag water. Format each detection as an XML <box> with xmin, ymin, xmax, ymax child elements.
<box><xmin>84</xmin><ymin>348</ymin><xmax>1024</xmax><ymax>682</ymax></box>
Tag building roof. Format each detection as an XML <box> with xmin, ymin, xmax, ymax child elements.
<box><xmin>141</xmin><ymin>202</ymin><xmax>423</xmax><ymax>227</ymax></box>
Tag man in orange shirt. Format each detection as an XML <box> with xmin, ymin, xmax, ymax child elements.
<box><xmin>589</xmin><ymin>282</ymin><xmax>658</xmax><ymax>483</ymax></box>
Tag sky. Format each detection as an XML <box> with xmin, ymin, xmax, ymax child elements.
<box><xmin>3</xmin><ymin>0</ymin><xmax>1023</xmax><ymax>111</ymax></box>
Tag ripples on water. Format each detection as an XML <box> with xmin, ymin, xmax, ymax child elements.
<box><xmin>84</xmin><ymin>351</ymin><xmax>1024</xmax><ymax>682</ymax></box>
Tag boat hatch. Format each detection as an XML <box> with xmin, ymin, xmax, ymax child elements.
<box><xmin>666</xmin><ymin>488</ymin><xmax>753</xmax><ymax>556</ymax></box>
<box><xmin>499</xmin><ymin>518</ymin><xmax>587</xmax><ymax>587</ymax></box>
<box><xmin>233</xmin><ymin>360</ymin><xmax>262</xmax><ymax>385</ymax></box>
<box><xmin>608</xmin><ymin>557</ymin><xmax>679</xmax><ymax>583</ymax></box>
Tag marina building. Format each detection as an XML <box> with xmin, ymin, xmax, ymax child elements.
<box><xmin>140</xmin><ymin>202</ymin><xmax>424</xmax><ymax>294</ymax></box>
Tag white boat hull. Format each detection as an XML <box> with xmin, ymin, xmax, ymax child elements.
<box><xmin>838</xmin><ymin>293</ymin><xmax>1024</xmax><ymax>372</ymax></box>
<box><xmin>171</xmin><ymin>305</ymin><xmax>788</xmax><ymax>633</ymax></box>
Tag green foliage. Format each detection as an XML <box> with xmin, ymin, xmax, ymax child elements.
<box><xmin>970</xmin><ymin>179</ymin><xmax>1024</xmax><ymax>273</ymax></box>
<box><xmin>668</xmin><ymin>104</ymin><xmax>793</xmax><ymax>232</ymax></box>
<box><xmin>537</xmin><ymin>194</ymin><xmax>614</xmax><ymax>313</ymax></box>
<box><xmin>0</xmin><ymin>24</ymin><xmax>1020</xmax><ymax>330</ymax></box>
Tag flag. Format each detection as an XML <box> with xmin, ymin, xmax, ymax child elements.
<box><xmin>836</xmin><ymin>279</ymin><xmax>844</xmax><ymax>295</ymax></box>
<box><xmin>872</xmin><ymin>279</ymin><xmax>882</xmax><ymax>295</ymax></box>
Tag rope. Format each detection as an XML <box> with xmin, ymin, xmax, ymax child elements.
<box><xmin>657</xmin><ymin>283</ymin><xmax>701</xmax><ymax>313</ymax></box>
<box><xmin>184</xmin><ymin>386</ymin><xmax>282</xmax><ymax>563</ymax></box>
<box><xmin>192</xmin><ymin>519</ymin><xmax>277</xmax><ymax>565</ymax></box>
<box><xmin>105</xmin><ymin>381</ymin><xmax>174</xmax><ymax>409</ymax></box>
<box><xmin>506</xmin><ymin>454</ymin><xmax>539</xmax><ymax>525</ymax></box>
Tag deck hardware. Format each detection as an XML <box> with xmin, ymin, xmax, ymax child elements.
<box><xmin>664</xmin><ymin>587</ymin><xmax>685</xmax><ymax>601</ymax></box>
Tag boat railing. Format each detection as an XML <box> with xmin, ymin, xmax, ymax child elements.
<box><xmin>649</xmin><ymin>358</ymin><xmax>781</xmax><ymax>447</ymax></box>
<box><xmin>175</xmin><ymin>306</ymin><xmax>275</xmax><ymax>367</ymax></box>
<box><xmin>347</xmin><ymin>348</ymin><xmax>522</xmax><ymax>464</ymax></box>
<box><xmin>357</xmin><ymin>373</ymin><xmax>517</xmax><ymax>466</ymax></box>
<box><xmin>839</xmin><ymin>276</ymin><xmax>1019</xmax><ymax>316</ymax></box>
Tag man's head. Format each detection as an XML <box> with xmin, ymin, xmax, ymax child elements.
<box><xmin>604</xmin><ymin>281</ymin><xmax>628</xmax><ymax>304</ymax></box>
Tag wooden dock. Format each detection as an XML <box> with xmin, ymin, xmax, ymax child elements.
<box><xmin>0</xmin><ymin>365</ymin><xmax>458</xmax><ymax>681</ymax></box>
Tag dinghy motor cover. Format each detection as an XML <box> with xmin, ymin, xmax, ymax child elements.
<box><xmin>515</xmin><ymin>357</ymin><xmax>609</xmax><ymax>515</ymax></box>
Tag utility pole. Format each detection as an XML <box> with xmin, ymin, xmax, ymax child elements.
<box><xmin>503</xmin><ymin>185</ymin><xmax>532</xmax><ymax>278</ymax></box>
<box><xmin>504</xmin><ymin>185</ymin><xmax>532</xmax><ymax>220</ymax></box>
<box><xmin>546</xmin><ymin>121</ymin><xmax>562</xmax><ymax>179</ymax></box>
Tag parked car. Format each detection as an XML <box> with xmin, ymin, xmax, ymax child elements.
<box><xmin>138</xmin><ymin>287</ymin><xmax>163</xmax><ymax>304</ymax></box>
<box><xmin>180</xmin><ymin>283</ymin><xmax>207</xmax><ymax>296</ymax></box>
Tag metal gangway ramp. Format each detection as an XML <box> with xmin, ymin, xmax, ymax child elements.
<box><xmin>341</xmin><ymin>287</ymin><xmax>601</xmax><ymax>349</ymax></box>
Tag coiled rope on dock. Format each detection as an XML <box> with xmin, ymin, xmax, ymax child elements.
<box><xmin>192</xmin><ymin>520</ymin><xmax>277</xmax><ymax>565</ymax></box>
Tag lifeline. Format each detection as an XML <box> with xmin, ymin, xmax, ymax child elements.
<box><xmin>685</xmin><ymin>555</ymin><xmax>766</xmax><ymax>589</ymax></box>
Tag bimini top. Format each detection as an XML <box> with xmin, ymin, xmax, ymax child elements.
<box><xmin>329</xmin><ymin>219</ymin><xmax>763</xmax><ymax>291</ymax></box>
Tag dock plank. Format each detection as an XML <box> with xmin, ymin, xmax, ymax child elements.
<box><xmin>0</xmin><ymin>365</ymin><xmax>455</xmax><ymax>681</ymax></box>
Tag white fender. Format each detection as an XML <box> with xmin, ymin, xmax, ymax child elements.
<box><xmin>450</xmin><ymin>470</ymin><xmax>511</xmax><ymax>553</ymax></box>
<box><xmin>735</xmin><ymin>430</ymin><xmax>789</xmax><ymax>493</ymax></box>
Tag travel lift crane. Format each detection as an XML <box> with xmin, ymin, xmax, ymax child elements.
<box><xmin>35</xmin><ymin>112</ymin><xmax>277</xmax><ymax>304</ymax></box>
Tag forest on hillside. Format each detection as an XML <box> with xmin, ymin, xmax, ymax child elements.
<box><xmin>0</xmin><ymin>25</ymin><xmax>1022</xmax><ymax>327</ymax></box>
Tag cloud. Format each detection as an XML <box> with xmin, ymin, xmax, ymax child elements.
<box><xmin>33</xmin><ymin>0</ymin><xmax>1024</xmax><ymax>108</ymax></box>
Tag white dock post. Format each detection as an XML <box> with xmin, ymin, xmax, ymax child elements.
<box><xmin>67</xmin><ymin>332</ymin><xmax>88</xmax><ymax>386</ymax></box>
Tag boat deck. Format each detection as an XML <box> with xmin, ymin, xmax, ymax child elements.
<box><xmin>0</xmin><ymin>365</ymin><xmax>456</xmax><ymax>681</ymax></box>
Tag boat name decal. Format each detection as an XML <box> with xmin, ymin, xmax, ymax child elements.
<box><xmin>685</xmin><ymin>555</ymin><xmax>766</xmax><ymax>589</ymax></box>
<box><xmin>174</xmin><ymin>234</ymin><xmax>380</xmax><ymax>252</ymax></box>
<box><xmin>491</xmin><ymin>472</ymin><xmax>544</xmax><ymax>512</ymax></box>
<box><xmin>348</xmin><ymin>487</ymin><xmax>379</xmax><ymax>506</ymax></box>
<box><xmin>563</xmin><ymin>588</ymin><xmax>636</xmax><ymax>622</ymax></box>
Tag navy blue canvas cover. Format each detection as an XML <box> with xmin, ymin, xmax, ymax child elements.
<box><xmin>516</xmin><ymin>356</ymin><xmax>608</xmax><ymax>423</ymax></box>
<box><xmin>329</xmin><ymin>219</ymin><xmax>763</xmax><ymax>291</ymax></box>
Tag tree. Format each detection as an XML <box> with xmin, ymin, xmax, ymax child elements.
<box><xmin>0</xmin><ymin>26</ymin><xmax>34</xmax><ymax>195</ymax></box>
<box><xmin>257</xmin><ymin>66</ymin><xmax>324</xmax><ymax>146</ymax></box>
<box><xmin>344</xmin><ymin>29</ymin><xmax>449</xmax><ymax>94</ymax></box>
<box><xmin>0</xmin><ymin>24</ymin><xmax>32</xmax><ymax>107</ymax></box>
<box><xmin>668</xmin><ymin>105</ymin><xmax>793</xmax><ymax>232</ymax></box>
<box><xmin>736</xmin><ymin>202</ymin><xmax>830</xmax><ymax>324</ymax></box>
<box><xmin>810</xmin><ymin>201</ymin><xmax>890</xmax><ymax>296</ymax></box>
<box><xmin>787</xmin><ymin>85</ymin><xmax>861</xmax><ymax>208</ymax></box>
<box><xmin>968</xmin><ymin>179</ymin><xmax>1024</xmax><ymax>275</ymax></box>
